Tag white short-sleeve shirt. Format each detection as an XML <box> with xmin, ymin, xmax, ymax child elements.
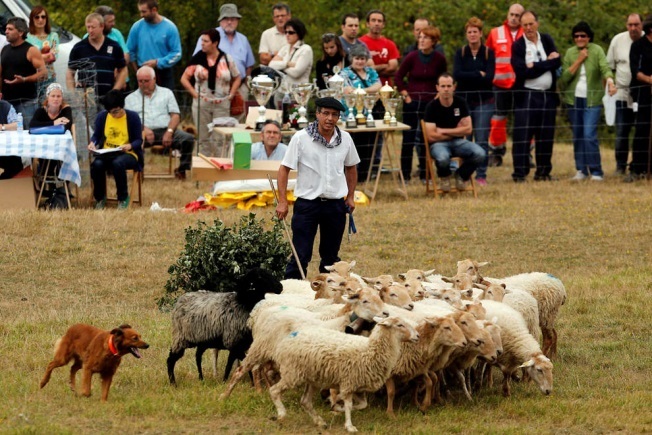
<box><xmin>281</xmin><ymin>127</ymin><xmax>360</xmax><ymax>200</ymax></box>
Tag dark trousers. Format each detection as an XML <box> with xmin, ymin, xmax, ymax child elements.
<box><xmin>632</xmin><ymin>95</ymin><xmax>652</xmax><ymax>175</ymax></box>
<box><xmin>0</xmin><ymin>156</ymin><xmax>23</xmax><ymax>179</ymax></box>
<box><xmin>150</xmin><ymin>128</ymin><xmax>195</xmax><ymax>171</ymax></box>
<box><xmin>615</xmin><ymin>100</ymin><xmax>635</xmax><ymax>171</ymax></box>
<box><xmin>91</xmin><ymin>153</ymin><xmax>139</xmax><ymax>201</ymax></box>
<box><xmin>154</xmin><ymin>67</ymin><xmax>175</xmax><ymax>91</ymax></box>
<box><xmin>512</xmin><ymin>90</ymin><xmax>556</xmax><ymax>179</ymax></box>
<box><xmin>401</xmin><ymin>99</ymin><xmax>428</xmax><ymax>181</ymax></box>
<box><xmin>285</xmin><ymin>197</ymin><xmax>347</xmax><ymax>280</ymax></box>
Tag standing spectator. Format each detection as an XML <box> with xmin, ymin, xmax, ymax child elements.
<box><xmin>0</xmin><ymin>17</ymin><xmax>46</xmax><ymax>127</ymax></box>
<box><xmin>316</xmin><ymin>33</ymin><xmax>348</xmax><ymax>90</ymax></box>
<box><xmin>251</xmin><ymin>120</ymin><xmax>287</xmax><ymax>160</ymax></box>
<box><xmin>402</xmin><ymin>18</ymin><xmax>445</xmax><ymax>57</ymax></box>
<box><xmin>359</xmin><ymin>10</ymin><xmax>400</xmax><ymax>86</ymax></box>
<box><xmin>126</xmin><ymin>0</ymin><xmax>181</xmax><ymax>91</ymax></box>
<box><xmin>560</xmin><ymin>21</ymin><xmax>615</xmax><ymax>182</ymax></box>
<box><xmin>485</xmin><ymin>3</ymin><xmax>524</xmax><ymax>167</ymax></box>
<box><xmin>395</xmin><ymin>26</ymin><xmax>447</xmax><ymax>183</ymax></box>
<box><xmin>126</xmin><ymin>66</ymin><xmax>195</xmax><ymax>180</ymax></box>
<box><xmin>423</xmin><ymin>73</ymin><xmax>486</xmax><ymax>192</ymax></box>
<box><xmin>454</xmin><ymin>17</ymin><xmax>495</xmax><ymax>186</ymax></box>
<box><xmin>269</xmin><ymin>19</ymin><xmax>313</xmax><ymax>93</ymax></box>
<box><xmin>67</xmin><ymin>13</ymin><xmax>127</xmax><ymax>99</ymax></box>
<box><xmin>26</xmin><ymin>6</ymin><xmax>58</xmax><ymax>103</ymax></box>
<box><xmin>193</xmin><ymin>4</ymin><xmax>255</xmax><ymax>105</ymax></box>
<box><xmin>86</xmin><ymin>6</ymin><xmax>128</xmax><ymax>57</ymax></box>
<box><xmin>0</xmin><ymin>100</ymin><xmax>21</xmax><ymax>179</ymax></box>
<box><xmin>628</xmin><ymin>15</ymin><xmax>652</xmax><ymax>181</ymax></box>
<box><xmin>181</xmin><ymin>28</ymin><xmax>241</xmax><ymax>157</ymax></box>
<box><xmin>341</xmin><ymin>44</ymin><xmax>381</xmax><ymax>182</ymax></box>
<box><xmin>88</xmin><ymin>90</ymin><xmax>143</xmax><ymax>209</ymax></box>
<box><xmin>607</xmin><ymin>13</ymin><xmax>643</xmax><ymax>175</ymax></box>
<box><xmin>339</xmin><ymin>13</ymin><xmax>367</xmax><ymax>55</ymax></box>
<box><xmin>511</xmin><ymin>10</ymin><xmax>561</xmax><ymax>182</ymax></box>
<box><xmin>276</xmin><ymin>97</ymin><xmax>359</xmax><ymax>280</ymax></box>
<box><xmin>259</xmin><ymin>3</ymin><xmax>291</xmax><ymax>66</ymax></box>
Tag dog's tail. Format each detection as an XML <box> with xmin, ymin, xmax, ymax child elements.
<box><xmin>52</xmin><ymin>338</ymin><xmax>63</xmax><ymax>355</ymax></box>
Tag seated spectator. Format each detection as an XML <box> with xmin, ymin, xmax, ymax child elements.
<box><xmin>88</xmin><ymin>90</ymin><xmax>143</xmax><ymax>209</ymax></box>
<box><xmin>251</xmin><ymin>120</ymin><xmax>287</xmax><ymax>160</ymax></box>
<box><xmin>269</xmin><ymin>18</ymin><xmax>313</xmax><ymax>92</ymax></box>
<box><xmin>423</xmin><ymin>73</ymin><xmax>486</xmax><ymax>191</ymax></box>
<box><xmin>29</xmin><ymin>83</ymin><xmax>73</xmax><ymax>132</ymax></box>
<box><xmin>126</xmin><ymin>66</ymin><xmax>194</xmax><ymax>180</ymax></box>
<box><xmin>0</xmin><ymin>100</ymin><xmax>20</xmax><ymax>179</ymax></box>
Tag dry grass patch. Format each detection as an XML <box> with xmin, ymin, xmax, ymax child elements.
<box><xmin>1</xmin><ymin>143</ymin><xmax>651</xmax><ymax>433</ymax></box>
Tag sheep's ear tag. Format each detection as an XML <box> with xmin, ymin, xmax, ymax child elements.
<box><xmin>289</xmin><ymin>331</ymin><xmax>298</xmax><ymax>337</ymax></box>
<box><xmin>280</xmin><ymin>305</ymin><xmax>289</xmax><ymax>310</ymax></box>
<box><xmin>519</xmin><ymin>360</ymin><xmax>534</xmax><ymax>368</ymax></box>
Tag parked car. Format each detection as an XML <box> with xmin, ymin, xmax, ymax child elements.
<box><xmin>0</xmin><ymin>0</ymin><xmax>80</xmax><ymax>93</ymax></box>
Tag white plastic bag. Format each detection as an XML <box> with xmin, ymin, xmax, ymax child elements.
<box><xmin>603</xmin><ymin>83</ymin><xmax>616</xmax><ymax>127</ymax></box>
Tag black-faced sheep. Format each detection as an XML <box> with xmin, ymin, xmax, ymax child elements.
<box><xmin>166</xmin><ymin>267</ymin><xmax>283</xmax><ymax>386</ymax></box>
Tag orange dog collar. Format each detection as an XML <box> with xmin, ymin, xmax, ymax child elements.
<box><xmin>108</xmin><ymin>335</ymin><xmax>119</xmax><ymax>356</ymax></box>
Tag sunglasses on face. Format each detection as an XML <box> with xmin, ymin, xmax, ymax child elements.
<box><xmin>35</xmin><ymin>14</ymin><xmax>47</xmax><ymax>20</ymax></box>
<box><xmin>573</xmin><ymin>34</ymin><xmax>588</xmax><ymax>39</ymax></box>
<box><xmin>285</xmin><ymin>30</ymin><xmax>296</xmax><ymax>35</ymax></box>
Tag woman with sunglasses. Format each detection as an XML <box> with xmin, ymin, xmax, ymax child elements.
<box><xmin>27</xmin><ymin>6</ymin><xmax>58</xmax><ymax>103</ymax></box>
<box><xmin>87</xmin><ymin>90</ymin><xmax>143</xmax><ymax>209</ymax></box>
<box><xmin>316</xmin><ymin>33</ymin><xmax>348</xmax><ymax>90</ymax></box>
<box><xmin>560</xmin><ymin>21</ymin><xmax>616</xmax><ymax>181</ymax></box>
<box><xmin>269</xmin><ymin>18</ymin><xmax>313</xmax><ymax>91</ymax></box>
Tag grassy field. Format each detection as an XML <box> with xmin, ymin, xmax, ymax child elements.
<box><xmin>1</xmin><ymin>141</ymin><xmax>651</xmax><ymax>434</ymax></box>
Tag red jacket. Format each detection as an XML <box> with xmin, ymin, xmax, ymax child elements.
<box><xmin>485</xmin><ymin>21</ymin><xmax>523</xmax><ymax>89</ymax></box>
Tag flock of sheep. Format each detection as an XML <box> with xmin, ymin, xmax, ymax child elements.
<box><xmin>166</xmin><ymin>260</ymin><xmax>566</xmax><ymax>433</ymax></box>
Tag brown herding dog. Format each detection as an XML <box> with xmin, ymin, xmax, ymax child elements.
<box><xmin>40</xmin><ymin>324</ymin><xmax>149</xmax><ymax>401</ymax></box>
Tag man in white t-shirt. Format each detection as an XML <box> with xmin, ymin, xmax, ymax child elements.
<box><xmin>276</xmin><ymin>97</ymin><xmax>359</xmax><ymax>279</ymax></box>
<box><xmin>258</xmin><ymin>3</ymin><xmax>291</xmax><ymax>66</ymax></box>
<box><xmin>607</xmin><ymin>13</ymin><xmax>643</xmax><ymax>175</ymax></box>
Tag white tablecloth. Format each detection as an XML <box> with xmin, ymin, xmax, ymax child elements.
<box><xmin>0</xmin><ymin>131</ymin><xmax>81</xmax><ymax>186</ymax></box>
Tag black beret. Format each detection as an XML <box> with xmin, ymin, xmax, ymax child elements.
<box><xmin>315</xmin><ymin>97</ymin><xmax>346</xmax><ymax>112</ymax></box>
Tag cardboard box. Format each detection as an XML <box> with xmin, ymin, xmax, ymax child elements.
<box><xmin>0</xmin><ymin>167</ymin><xmax>35</xmax><ymax>210</ymax></box>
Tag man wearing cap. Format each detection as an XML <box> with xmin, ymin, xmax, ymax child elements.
<box><xmin>126</xmin><ymin>0</ymin><xmax>182</xmax><ymax>91</ymax></box>
<box><xmin>193</xmin><ymin>3</ymin><xmax>255</xmax><ymax>104</ymax></box>
<box><xmin>276</xmin><ymin>97</ymin><xmax>360</xmax><ymax>280</ymax></box>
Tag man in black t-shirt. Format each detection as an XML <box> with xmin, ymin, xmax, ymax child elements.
<box><xmin>423</xmin><ymin>73</ymin><xmax>486</xmax><ymax>191</ymax></box>
<box><xmin>67</xmin><ymin>13</ymin><xmax>127</xmax><ymax>100</ymax></box>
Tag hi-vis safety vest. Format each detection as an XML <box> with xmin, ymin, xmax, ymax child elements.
<box><xmin>486</xmin><ymin>23</ymin><xmax>523</xmax><ymax>89</ymax></box>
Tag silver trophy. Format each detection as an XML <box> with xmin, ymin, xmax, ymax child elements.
<box><xmin>363</xmin><ymin>93</ymin><xmax>378</xmax><ymax>128</ymax></box>
<box><xmin>343</xmin><ymin>93</ymin><xmax>358</xmax><ymax>128</ymax></box>
<box><xmin>247</xmin><ymin>74</ymin><xmax>281</xmax><ymax>131</ymax></box>
<box><xmin>326</xmin><ymin>66</ymin><xmax>346</xmax><ymax>101</ymax></box>
<box><xmin>291</xmin><ymin>82</ymin><xmax>316</xmax><ymax>129</ymax></box>
<box><xmin>318</xmin><ymin>89</ymin><xmax>338</xmax><ymax>98</ymax></box>
<box><xmin>386</xmin><ymin>98</ymin><xmax>402</xmax><ymax>127</ymax></box>
<box><xmin>379</xmin><ymin>81</ymin><xmax>394</xmax><ymax>125</ymax></box>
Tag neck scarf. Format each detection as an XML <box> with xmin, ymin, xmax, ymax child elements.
<box><xmin>307</xmin><ymin>120</ymin><xmax>342</xmax><ymax>148</ymax></box>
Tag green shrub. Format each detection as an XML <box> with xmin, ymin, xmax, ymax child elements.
<box><xmin>157</xmin><ymin>213</ymin><xmax>290</xmax><ymax>310</ymax></box>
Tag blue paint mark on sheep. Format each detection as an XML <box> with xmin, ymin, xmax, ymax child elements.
<box><xmin>547</xmin><ymin>273</ymin><xmax>558</xmax><ymax>280</ymax></box>
<box><xmin>289</xmin><ymin>331</ymin><xmax>298</xmax><ymax>337</ymax></box>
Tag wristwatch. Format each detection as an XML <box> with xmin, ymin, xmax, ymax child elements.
<box><xmin>166</xmin><ymin>128</ymin><xmax>174</xmax><ymax>133</ymax></box>
<box><xmin>1</xmin><ymin>124</ymin><xmax>5</xmax><ymax>131</ymax></box>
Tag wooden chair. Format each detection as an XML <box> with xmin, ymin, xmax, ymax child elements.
<box><xmin>420</xmin><ymin>119</ymin><xmax>478</xmax><ymax>199</ymax></box>
<box><xmin>105</xmin><ymin>169</ymin><xmax>143</xmax><ymax>208</ymax></box>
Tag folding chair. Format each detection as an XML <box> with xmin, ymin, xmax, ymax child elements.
<box><xmin>104</xmin><ymin>168</ymin><xmax>143</xmax><ymax>208</ymax></box>
<box><xmin>420</xmin><ymin>119</ymin><xmax>478</xmax><ymax>199</ymax></box>
<box><xmin>140</xmin><ymin>93</ymin><xmax>179</xmax><ymax>179</ymax></box>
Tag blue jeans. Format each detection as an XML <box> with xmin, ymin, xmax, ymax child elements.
<box><xmin>430</xmin><ymin>138</ymin><xmax>486</xmax><ymax>181</ymax></box>
<box><xmin>615</xmin><ymin>100</ymin><xmax>634</xmax><ymax>171</ymax></box>
<box><xmin>11</xmin><ymin>98</ymin><xmax>38</xmax><ymax>127</ymax></box>
<box><xmin>467</xmin><ymin>101</ymin><xmax>494</xmax><ymax>179</ymax></box>
<box><xmin>401</xmin><ymin>99</ymin><xmax>428</xmax><ymax>180</ymax></box>
<box><xmin>568</xmin><ymin>97</ymin><xmax>603</xmax><ymax>176</ymax></box>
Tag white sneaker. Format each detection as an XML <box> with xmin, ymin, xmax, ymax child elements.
<box><xmin>591</xmin><ymin>175</ymin><xmax>604</xmax><ymax>181</ymax></box>
<box><xmin>571</xmin><ymin>171</ymin><xmax>587</xmax><ymax>181</ymax></box>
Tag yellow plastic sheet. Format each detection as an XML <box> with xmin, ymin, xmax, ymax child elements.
<box><xmin>203</xmin><ymin>190</ymin><xmax>368</xmax><ymax>210</ymax></box>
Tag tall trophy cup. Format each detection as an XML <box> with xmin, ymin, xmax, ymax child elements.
<box><xmin>343</xmin><ymin>93</ymin><xmax>358</xmax><ymax>128</ymax></box>
<box><xmin>386</xmin><ymin>97</ymin><xmax>401</xmax><ymax>127</ymax></box>
<box><xmin>326</xmin><ymin>67</ymin><xmax>345</xmax><ymax>101</ymax></box>
<box><xmin>379</xmin><ymin>81</ymin><xmax>394</xmax><ymax>125</ymax></box>
<box><xmin>247</xmin><ymin>74</ymin><xmax>280</xmax><ymax>131</ymax></box>
<box><xmin>353</xmin><ymin>85</ymin><xmax>367</xmax><ymax>126</ymax></box>
<box><xmin>363</xmin><ymin>93</ymin><xmax>378</xmax><ymax>128</ymax></box>
<box><xmin>292</xmin><ymin>82</ymin><xmax>316</xmax><ymax>129</ymax></box>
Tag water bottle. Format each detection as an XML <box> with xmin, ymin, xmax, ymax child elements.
<box><xmin>16</xmin><ymin>113</ymin><xmax>23</xmax><ymax>132</ymax></box>
<box><xmin>282</xmin><ymin>92</ymin><xmax>291</xmax><ymax>126</ymax></box>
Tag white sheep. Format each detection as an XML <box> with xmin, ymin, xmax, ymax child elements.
<box><xmin>480</xmin><ymin>300</ymin><xmax>554</xmax><ymax>397</ymax></box>
<box><xmin>397</xmin><ymin>268</ymin><xmax>436</xmax><ymax>282</ymax></box>
<box><xmin>456</xmin><ymin>260</ymin><xmax>566</xmax><ymax>358</ymax></box>
<box><xmin>475</xmin><ymin>282</ymin><xmax>541</xmax><ymax>341</ymax></box>
<box><xmin>268</xmin><ymin>316</ymin><xmax>419</xmax><ymax>433</ymax></box>
<box><xmin>324</xmin><ymin>260</ymin><xmax>356</xmax><ymax>277</ymax></box>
